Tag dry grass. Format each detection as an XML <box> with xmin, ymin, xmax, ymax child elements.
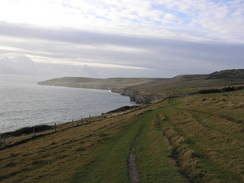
<box><xmin>0</xmin><ymin>108</ymin><xmax>144</xmax><ymax>183</ymax></box>
<box><xmin>162</xmin><ymin>123</ymin><xmax>210</xmax><ymax>182</ymax></box>
<box><xmin>163</xmin><ymin>90</ymin><xmax>244</xmax><ymax>182</ymax></box>
<box><xmin>135</xmin><ymin>110</ymin><xmax>188</xmax><ymax>183</ymax></box>
<box><xmin>0</xmin><ymin>90</ymin><xmax>243</xmax><ymax>182</ymax></box>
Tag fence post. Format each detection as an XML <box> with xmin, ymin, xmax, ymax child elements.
<box><xmin>32</xmin><ymin>127</ymin><xmax>35</xmax><ymax>137</ymax></box>
<box><xmin>54</xmin><ymin>123</ymin><xmax>57</xmax><ymax>132</ymax></box>
<box><xmin>72</xmin><ymin>119</ymin><xmax>74</xmax><ymax>127</ymax></box>
<box><xmin>3</xmin><ymin>135</ymin><xmax>6</xmax><ymax>146</ymax></box>
<box><xmin>89</xmin><ymin>116</ymin><xmax>91</xmax><ymax>123</ymax></box>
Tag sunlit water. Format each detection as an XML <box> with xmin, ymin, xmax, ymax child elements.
<box><xmin>0</xmin><ymin>76</ymin><xmax>134</xmax><ymax>134</ymax></box>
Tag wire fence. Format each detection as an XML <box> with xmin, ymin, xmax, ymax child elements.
<box><xmin>0</xmin><ymin>103</ymin><xmax>151</xmax><ymax>150</ymax></box>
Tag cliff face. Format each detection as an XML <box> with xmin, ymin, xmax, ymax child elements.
<box><xmin>120</xmin><ymin>89</ymin><xmax>164</xmax><ymax>104</ymax></box>
<box><xmin>38</xmin><ymin>69</ymin><xmax>244</xmax><ymax>104</ymax></box>
<box><xmin>38</xmin><ymin>79</ymin><xmax>164</xmax><ymax>104</ymax></box>
<box><xmin>38</xmin><ymin>77</ymin><xmax>166</xmax><ymax>104</ymax></box>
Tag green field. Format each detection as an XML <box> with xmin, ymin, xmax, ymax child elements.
<box><xmin>1</xmin><ymin>89</ymin><xmax>243</xmax><ymax>183</ymax></box>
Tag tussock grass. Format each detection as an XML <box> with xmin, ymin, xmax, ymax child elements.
<box><xmin>0</xmin><ymin>90</ymin><xmax>243</xmax><ymax>182</ymax></box>
<box><xmin>162</xmin><ymin>122</ymin><xmax>209</xmax><ymax>182</ymax></box>
<box><xmin>135</xmin><ymin>109</ymin><xmax>188</xmax><ymax>183</ymax></box>
<box><xmin>164</xmin><ymin>91</ymin><xmax>244</xmax><ymax>182</ymax></box>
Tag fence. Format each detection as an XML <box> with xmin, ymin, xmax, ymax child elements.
<box><xmin>0</xmin><ymin>104</ymin><xmax>150</xmax><ymax>150</ymax></box>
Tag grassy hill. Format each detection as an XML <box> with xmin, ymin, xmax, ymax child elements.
<box><xmin>1</xmin><ymin>69</ymin><xmax>243</xmax><ymax>182</ymax></box>
<box><xmin>38</xmin><ymin>69</ymin><xmax>244</xmax><ymax>103</ymax></box>
<box><xmin>0</xmin><ymin>90</ymin><xmax>243</xmax><ymax>182</ymax></box>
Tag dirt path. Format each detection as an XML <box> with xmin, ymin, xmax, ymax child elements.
<box><xmin>128</xmin><ymin>126</ymin><xmax>143</xmax><ymax>183</ymax></box>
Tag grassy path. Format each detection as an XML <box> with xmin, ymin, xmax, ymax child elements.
<box><xmin>1</xmin><ymin>91</ymin><xmax>243</xmax><ymax>182</ymax></box>
<box><xmin>136</xmin><ymin>108</ymin><xmax>188</xmax><ymax>183</ymax></box>
<box><xmin>128</xmin><ymin>124</ymin><xmax>142</xmax><ymax>183</ymax></box>
<box><xmin>70</xmin><ymin>114</ymin><xmax>146</xmax><ymax>183</ymax></box>
<box><xmin>70</xmin><ymin>106</ymin><xmax>188</xmax><ymax>183</ymax></box>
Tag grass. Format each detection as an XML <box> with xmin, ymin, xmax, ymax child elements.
<box><xmin>162</xmin><ymin>91</ymin><xmax>244</xmax><ymax>182</ymax></box>
<box><xmin>38</xmin><ymin>70</ymin><xmax>244</xmax><ymax>98</ymax></box>
<box><xmin>135</xmin><ymin>108</ymin><xmax>188</xmax><ymax>183</ymax></box>
<box><xmin>0</xmin><ymin>114</ymin><xmax>133</xmax><ymax>182</ymax></box>
<box><xmin>70</xmin><ymin>114</ymin><xmax>145</xmax><ymax>183</ymax></box>
<box><xmin>0</xmin><ymin>90</ymin><xmax>243</xmax><ymax>182</ymax></box>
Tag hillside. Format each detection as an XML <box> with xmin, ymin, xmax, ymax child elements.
<box><xmin>1</xmin><ymin>90</ymin><xmax>243</xmax><ymax>182</ymax></box>
<box><xmin>38</xmin><ymin>69</ymin><xmax>244</xmax><ymax>103</ymax></box>
<box><xmin>206</xmin><ymin>69</ymin><xmax>244</xmax><ymax>79</ymax></box>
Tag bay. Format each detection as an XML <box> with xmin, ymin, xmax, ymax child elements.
<box><xmin>0</xmin><ymin>75</ymin><xmax>134</xmax><ymax>134</ymax></box>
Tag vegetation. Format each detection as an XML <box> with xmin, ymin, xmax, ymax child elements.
<box><xmin>1</xmin><ymin>69</ymin><xmax>243</xmax><ymax>182</ymax></box>
<box><xmin>38</xmin><ymin>69</ymin><xmax>244</xmax><ymax>103</ymax></box>
<box><xmin>197</xmin><ymin>86</ymin><xmax>244</xmax><ymax>94</ymax></box>
<box><xmin>0</xmin><ymin>125</ymin><xmax>53</xmax><ymax>138</ymax></box>
<box><xmin>0</xmin><ymin>89</ymin><xmax>243</xmax><ymax>182</ymax></box>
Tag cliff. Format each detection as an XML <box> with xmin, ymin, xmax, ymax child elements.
<box><xmin>38</xmin><ymin>69</ymin><xmax>244</xmax><ymax>104</ymax></box>
<box><xmin>38</xmin><ymin>77</ymin><xmax>164</xmax><ymax>103</ymax></box>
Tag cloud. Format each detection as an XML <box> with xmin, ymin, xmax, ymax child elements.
<box><xmin>0</xmin><ymin>0</ymin><xmax>243</xmax><ymax>42</ymax></box>
<box><xmin>0</xmin><ymin>55</ymin><xmax>154</xmax><ymax>78</ymax></box>
<box><xmin>0</xmin><ymin>55</ymin><xmax>38</xmax><ymax>75</ymax></box>
<box><xmin>193</xmin><ymin>0</ymin><xmax>244</xmax><ymax>39</ymax></box>
<box><xmin>0</xmin><ymin>22</ymin><xmax>243</xmax><ymax>77</ymax></box>
<box><xmin>0</xmin><ymin>0</ymin><xmax>243</xmax><ymax>78</ymax></box>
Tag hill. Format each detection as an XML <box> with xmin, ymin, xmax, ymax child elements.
<box><xmin>38</xmin><ymin>69</ymin><xmax>244</xmax><ymax>103</ymax></box>
<box><xmin>1</xmin><ymin>90</ymin><xmax>243</xmax><ymax>182</ymax></box>
<box><xmin>206</xmin><ymin>69</ymin><xmax>244</xmax><ymax>79</ymax></box>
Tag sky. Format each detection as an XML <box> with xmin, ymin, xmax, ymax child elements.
<box><xmin>0</xmin><ymin>0</ymin><xmax>243</xmax><ymax>79</ymax></box>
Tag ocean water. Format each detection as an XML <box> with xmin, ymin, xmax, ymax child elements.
<box><xmin>0</xmin><ymin>76</ymin><xmax>134</xmax><ymax>134</ymax></box>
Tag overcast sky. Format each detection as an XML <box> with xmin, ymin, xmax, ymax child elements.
<box><xmin>0</xmin><ymin>0</ymin><xmax>243</xmax><ymax>79</ymax></box>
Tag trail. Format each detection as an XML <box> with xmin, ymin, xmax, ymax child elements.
<box><xmin>128</xmin><ymin>126</ymin><xmax>143</xmax><ymax>183</ymax></box>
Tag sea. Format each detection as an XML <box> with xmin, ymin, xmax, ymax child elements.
<box><xmin>0</xmin><ymin>75</ymin><xmax>135</xmax><ymax>134</ymax></box>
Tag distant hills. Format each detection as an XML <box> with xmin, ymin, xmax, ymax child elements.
<box><xmin>38</xmin><ymin>69</ymin><xmax>244</xmax><ymax>103</ymax></box>
<box><xmin>206</xmin><ymin>69</ymin><xmax>244</xmax><ymax>79</ymax></box>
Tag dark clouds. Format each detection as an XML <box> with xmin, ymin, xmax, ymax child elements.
<box><xmin>0</xmin><ymin>22</ymin><xmax>243</xmax><ymax>78</ymax></box>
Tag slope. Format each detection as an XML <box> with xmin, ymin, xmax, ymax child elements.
<box><xmin>38</xmin><ymin>69</ymin><xmax>244</xmax><ymax>103</ymax></box>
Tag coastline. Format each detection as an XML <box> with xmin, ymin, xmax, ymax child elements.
<box><xmin>37</xmin><ymin>70</ymin><xmax>244</xmax><ymax>104</ymax></box>
<box><xmin>0</xmin><ymin>103</ymin><xmax>139</xmax><ymax>137</ymax></box>
<box><xmin>37</xmin><ymin>80</ymin><xmax>165</xmax><ymax>104</ymax></box>
<box><xmin>3</xmin><ymin>84</ymin><xmax>243</xmax><ymax>139</ymax></box>
<box><xmin>1</xmin><ymin>70</ymin><xmax>243</xmax><ymax>182</ymax></box>
<box><xmin>0</xmin><ymin>81</ymin><xmax>135</xmax><ymax>136</ymax></box>
<box><xmin>0</xmin><ymin>89</ymin><xmax>142</xmax><ymax>137</ymax></box>
<box><xmin>0</xmin><ymin>102</ymin><xmax>146</xmax><ymax>149</ymax></box>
